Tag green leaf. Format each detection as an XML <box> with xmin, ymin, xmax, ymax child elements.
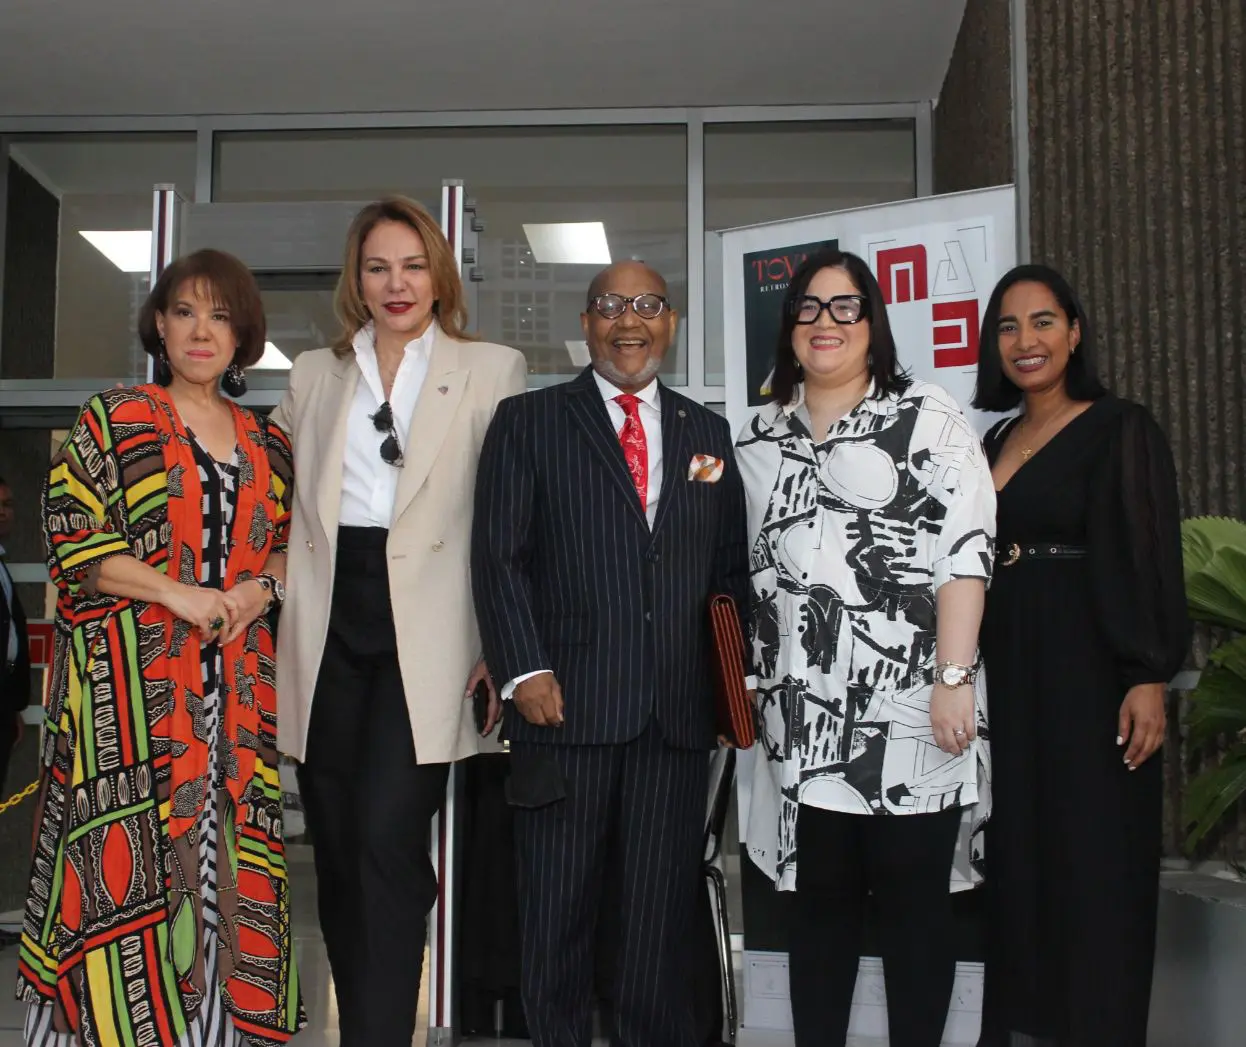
<box><xmin>1211</xmin><ymin>634</ymin><xmax>1246</xmax><ymax>678</ymax></box>
<box><xmin>1185</xmin><ymin>662</ymin><xmax>1246</xmax><ymax>746</ymax></box>
<box><xmin>1182</xmin><ymin>517</ymin><xmax>1246</xmax><ymax>630</ymax></box>
<box><xmin>1184</xmin><ymin>752</ymin><xmax>1246</xmax><ymax>851</ymax></box>
<box><xmin>1183</xmin><ymin>516</ymin><xmax>1246</xmax><ymax>573</ymax></box>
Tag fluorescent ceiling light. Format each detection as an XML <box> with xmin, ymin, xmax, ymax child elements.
<box><xmin>79</xmin><ymin>230</ymin><xmax>151</xmax><ymax>273</ymax></box>
<box><xmin>256</xmin><ymin>342</ymin><xmax>293</xmax><ymax>370</ymax></box>
<box><xmin>564</xmin><ymin>341</ymin><xmax>592</xmax><ymax>367</ymax></box>
<box><xmin>524</xmin><ymin>222</ymin><xmax>611</xmax><ymax>265</ymax></box>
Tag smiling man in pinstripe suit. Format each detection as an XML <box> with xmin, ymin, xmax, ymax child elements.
<box><xmin>471</xmin><ymin>261</ymin><xmax>749</xmax><ymax>1047</ymax></box>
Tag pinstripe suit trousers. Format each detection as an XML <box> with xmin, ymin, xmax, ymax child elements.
<box><xmin>512</xmin><ymin>723</ymin><xmax>708</xmax><ymax>1047</ymax></box>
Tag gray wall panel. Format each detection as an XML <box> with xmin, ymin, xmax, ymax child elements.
<box><xmin>934</xmin><ymin>0</ymin><xmax>1014</xmax><ymax>195</ymax></box>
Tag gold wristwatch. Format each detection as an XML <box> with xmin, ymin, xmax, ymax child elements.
<box><xmin>935</xmin><ymin>661</ymin><xmax>979</xmax><ymax>688</ymax></box>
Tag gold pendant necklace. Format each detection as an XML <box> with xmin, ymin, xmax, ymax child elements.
<box><xmin>1017</xmin><ymin>404</ymin><xmax>1074</xmax><ymax>461</ymax></box>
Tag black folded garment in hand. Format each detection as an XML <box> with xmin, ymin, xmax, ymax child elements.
<box><xmin>503</xmin><ymin>751</ymin><xmax>567</xmax><ymax>809</ymax></box>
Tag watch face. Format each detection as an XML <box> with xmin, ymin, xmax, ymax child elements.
<box><xmin>940</xmin><ymin>666</ymin><xmax>964</xmax><ymax>686</ymax></box>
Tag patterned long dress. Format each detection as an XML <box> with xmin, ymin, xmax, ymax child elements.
<box><xmin>26</xmin><ymin>434</ymin><xmax>247</xmax><ymax>1047</ymax></box>
<box><xmin>17</xmin><ymin>387</ymin><xmax>303</xmax><ymax>1047</ymax></box>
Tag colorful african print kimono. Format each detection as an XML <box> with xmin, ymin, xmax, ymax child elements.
<box><xmin>15</xmin><ymin>386</ymin><xmax>305</xmax><ymax>1047</ymax></box>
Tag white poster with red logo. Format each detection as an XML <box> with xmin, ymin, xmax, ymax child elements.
<box><xmin>721</xmin><ymin>185</ymin><xmax>1016</xmax><ymax>440</ymax></box>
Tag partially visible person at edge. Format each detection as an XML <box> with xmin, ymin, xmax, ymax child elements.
<box><xmin>0</xmin><ymin>475</ymin><xmax>32</xmax><ymax>806</ymax></box>
<box><xmin>972</xmin><ymin>264</ymin><xmax>1189</xmax><ymax>1047</ymax></box>
<box><xmin>268</xmin><ymin>195</ymin><xmax>525</xmax><ymax>1047</ymax></box>
<box><xmin>16</xmin><ymin>249</ymin><xmax>303</xmax><ymax>1046</ymax></box>
<box><xmin>736</xmin><ymin>248</ymin><xmax>995</xmax><ymax>1047</ymax></box>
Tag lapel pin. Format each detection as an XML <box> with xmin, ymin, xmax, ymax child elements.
<box><xmin>678</xmin><ymin>409</ymin><xmax>686</xmax><ymax>418</ymax></box>
<box><xmin>438</xmin><ymin>385</ymin><xmax>449</xmax><ymax>395</ymax></box>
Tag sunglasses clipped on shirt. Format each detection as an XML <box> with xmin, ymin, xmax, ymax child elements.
<box><xmin>370</xmin><ymin>401</ymin><xmax>404</xmax><ymax>467</ymax></box>
<box><xmin>790</xmin><ymin>294</ymin><xmax>870</xmax><ymax>325</ymax></box>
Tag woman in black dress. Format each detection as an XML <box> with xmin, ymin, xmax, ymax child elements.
<box><xmin>972</xmin><ymin>264</ymin><xmax>1188</xmax><ymax>1047</ymax></box>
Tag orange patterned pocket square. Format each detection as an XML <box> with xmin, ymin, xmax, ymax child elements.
<box><xmin>688</xmin><ymin>454</ymin><xmax>724</xmax><ymax>483</ymax></box>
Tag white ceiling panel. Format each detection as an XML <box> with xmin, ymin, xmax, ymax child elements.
<box><xmin>0</xmin><ymin>0</ymin><xmax>967</xmax><ymax>117</ymax></box>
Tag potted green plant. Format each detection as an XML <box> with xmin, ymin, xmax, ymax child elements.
<box><xmin>1181</xmin><ymin>515</ymin><xmax>1246</xmax><ymax>851</ymax></box>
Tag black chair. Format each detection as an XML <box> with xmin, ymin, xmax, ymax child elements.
<box><xmin>702</xmin><ymin>746</ymin><xmax>738</xmax><ymax>1044</ymax></box>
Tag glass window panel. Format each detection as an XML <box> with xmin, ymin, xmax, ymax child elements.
<box><xmin>703</xmin><ymin>121</ymin><xmax>916</xmax><ymax>386</ymax></box>
<box><xmin>215</xmin><ymin>127</ymin><xmax>688</xmax><ymax>385</ymax></box>
<box><xmin>7</xmin><ymin>134</ymin><xmax>198</xmax><ymax>385</ymax></box>
<box><xmin>253</xmin><ymin>273</ymin><xmax>339</xmax><ymax>373</ymax></box>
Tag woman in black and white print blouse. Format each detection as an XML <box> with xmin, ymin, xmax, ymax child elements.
<box><xmin>735</xmin><ymin>247</ymin><xmax>996</xmax><ymax>1047</ymax></box>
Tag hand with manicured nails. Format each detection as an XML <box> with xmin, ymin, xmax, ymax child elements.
<box><xmin>1118</xmin><ymin>683</ymin><xmax>1166</xmax><ymax>769</ymax></box>
<box><xmin>465</xmin><ymin>659</ymin><xmax>502</xmax><ymax>736</ymax></box>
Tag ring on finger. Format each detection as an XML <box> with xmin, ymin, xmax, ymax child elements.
<box><xmin>209</xmin><ymin>616</ymin><xmax>225</xmax><ymax>632</ymax></box>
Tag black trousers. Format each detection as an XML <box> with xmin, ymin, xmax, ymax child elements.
<box><xmin>297</xmin><ymin>527</ymin><xmax>450</xmax><ymax>1047</ymax></box>
<box><xmin>511</xmin><ymin>724</ymin><xmax>708</xmax><ymax>1047</ymax></box>
<box><xmin>0</xmin><ymin>716</ymin><xmax>15</xmax><ymax>796</ymax></box>
<box><xmin>788</xmin><ymin>804</ymin><xmax>963</xmax><ymax>1047</ymax></box>
<box><xmin>0</xmin><ymin>722</ymin><xmax>15</xmax><ymax>797</ymax></box>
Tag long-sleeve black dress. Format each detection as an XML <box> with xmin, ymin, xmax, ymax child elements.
<box><xmin>977</xmin><ymin>395</ymin><xmax>1189</xmax><ymax>1047</ymax></box>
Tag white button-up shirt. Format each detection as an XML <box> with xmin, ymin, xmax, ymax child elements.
<box><xmin>338</xmin><ymin>320</ymin><xmax>435</xmax><ymax>529</ymax></box>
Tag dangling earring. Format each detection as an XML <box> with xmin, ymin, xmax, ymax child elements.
<box><xmin>154</xmin><ymin>338</ymin><xmax>173</xmax><ymax>386</ymax></box>
<box><xmin>222</xmin><ymin>360</ymin><xmax>248</xmax><ymax>398</ymax></box>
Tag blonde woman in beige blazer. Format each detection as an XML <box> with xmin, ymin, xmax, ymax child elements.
<box><xmin>268</xmin><ymin>196</ymin><xmax>525</xmax><ymax>1047</ymax></box>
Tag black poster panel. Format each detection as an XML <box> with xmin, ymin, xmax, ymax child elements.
<box><xmin>740</xmin><ymin>238</ymin><xmax>838</xmax><ymax>406</ymax></box>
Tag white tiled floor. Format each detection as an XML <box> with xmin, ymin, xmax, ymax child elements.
<box><xmin>0</xmin><ymin>846</ymin><xmax>888</xmax><ymax>1045</ymax></box>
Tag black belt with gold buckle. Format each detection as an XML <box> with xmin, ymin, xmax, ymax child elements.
<box><xmin>996</xmin><ymin>543</ymin><xmax>1087</xmax><ymax>567</ymax></box>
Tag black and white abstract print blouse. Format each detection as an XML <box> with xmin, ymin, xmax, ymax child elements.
<box><xmin>735</xmin><ymin>379</ymin><xmax>996</xmax><ymax>891</ymax></box>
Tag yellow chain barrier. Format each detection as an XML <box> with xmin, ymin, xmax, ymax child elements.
<box><xmin>0</xmin><ymin>779</ymin><xmax>38</xmax><ymax>815</ymax></box>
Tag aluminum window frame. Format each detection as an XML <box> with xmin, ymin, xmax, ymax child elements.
<box><xmin>0</xmin><ymin>102</ymin><xmax>933</xmax><ymax>405</ymax></box>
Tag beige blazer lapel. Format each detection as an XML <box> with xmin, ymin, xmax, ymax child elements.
<box><xmin>391</xmin><ymin>328</ymin><xmax>468</xmax><ymax>524</ymax></box>
<box><xmin>316</xmin><ymin>352</ymin><xmax>360</xmax><ymax>541</ymax></box>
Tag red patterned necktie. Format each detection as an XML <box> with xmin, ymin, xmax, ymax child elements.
<box><xmin>614</xmin><ymin>394</ymin><xmax>648</xmax><ymax>512</ymax></box>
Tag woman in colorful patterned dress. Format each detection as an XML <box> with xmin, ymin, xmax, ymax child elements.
<box><xmin>16</xmin><ymin>249</ymin><xmax>304</xmax><ymax>1047</ymax></box>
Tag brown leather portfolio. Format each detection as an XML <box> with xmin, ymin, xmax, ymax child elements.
<box><xmin>708</xmin><ymin>593</ymin><xmax>755</xmax><ymax>749</ymax></box>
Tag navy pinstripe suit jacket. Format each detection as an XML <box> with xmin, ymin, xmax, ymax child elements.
<box><xmin>471</xmin><ymin>367</ymin><xmax>749</xmax><ymax>750</ymax></box>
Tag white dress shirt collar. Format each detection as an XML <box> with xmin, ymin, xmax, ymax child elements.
<box><xmin>351</xmin><ymin>319</ymin><xmax>437</xmax><ymax>400</ymax></box>
<box><xmin>592</xmin><ymin>369</ymin><xmax>661</xmax><ymax>413</ymax></box>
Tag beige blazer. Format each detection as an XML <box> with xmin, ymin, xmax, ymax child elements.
<box><xmin>270</xmin><ymin>326</ymin><xmax>527</xmax><ymax>764</ymax></box>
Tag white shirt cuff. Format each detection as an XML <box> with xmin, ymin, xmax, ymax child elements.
<box><xmin>744</xmin><ymin>675</ymin><xmax>758</xmax><ymax>691</ymax></box>
<box><xmin>502</xmin><ymin>669</ymin><xmax>551</xmax><ymax>701</ymax></box>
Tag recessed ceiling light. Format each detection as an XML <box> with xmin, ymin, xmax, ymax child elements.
<box><xmin>564</xmin><ymin>341</ymin><xmax>592</xmax><ymax>367</ymax></box>
<box><xmin>79</xmin><ymin>230</ymin><xmax>151</xmax><ymax>273</ymax></box>
<box><xmin>256</xmin><ymin>342</ymin><xmax>293</xmax><ymax>370</ymax></box>
<box><xmin>524</xmin><ymin>223</ymin><xmax>611</xmax><ymax>265</ymax></box>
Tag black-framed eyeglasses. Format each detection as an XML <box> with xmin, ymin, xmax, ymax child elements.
<box><xmin>791</xmin><ymin>294</ymin><xmax>870</xmax><ymax>325</ymax></box>
<box><xmin>371</xmin><ymin>401</ymin><xmax>404</xmax><ymax>467</ymax></box>
<box><xmin>589</xmin><ymin>293</ymin><xmax>670</xmax><ymax>320</ymax></box>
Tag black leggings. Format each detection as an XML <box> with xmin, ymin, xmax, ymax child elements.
<box><xmin>788</xmin><ymin>804</ymin><xmax>964</xmax><ymax>1047</ymax></box>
